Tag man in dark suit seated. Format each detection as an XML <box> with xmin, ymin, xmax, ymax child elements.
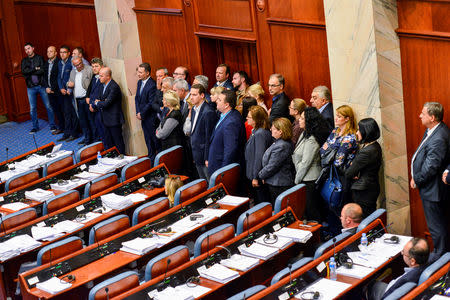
<box><xmin>368</xmin><ymin>237</ymin><xmax>429</xmax><ymax>300</ymax></box>
<box><xmin>268</xmin><ymin>73</ymin><xmax>291</xmax><ymax>122</ymax></box>
<box><xmin>310</xmin><ymin>85</ymin><xmax>334</xmax><ymax>132</ymax></box>
<box><xmin>93</xmin><ymin>67</ymin><xmax>125</xmax><ymax>154</ymax></box>
<box><xmin>340</xmin><ymin>203</ymin><xmax>363</xmax><ymax>235</ymax></box>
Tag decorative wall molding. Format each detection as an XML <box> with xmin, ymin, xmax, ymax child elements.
<box><xmin>266</xmin><ymin>17</ymin><xmax>325</xmax><ymax>29</ymax></box>
<box><xmin>133</xmin><ymin>7</ymin><xmax>183</xmax><ymax>16</ymax></box>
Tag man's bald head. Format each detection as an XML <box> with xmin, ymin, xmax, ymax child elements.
<box><xmin>403</xmin><ymin>238</ymin><xmax>429</xmax><ymax>267</ymax></box>
<box><xmin>47</xmin><ymin>46</ymin><xmax>57</xmax><ymax>60</ymax></box>
<box><xmin>340</xmin><ymin>203</ymin><xmax>363</xmax><ymax>229</ymax></box>
<box><xmin>72</xmin><ymin>58</ymin><xmax>84</xmax><ymax>71</ymax></box>
<box><xmin>99</xmin><ymin>67</ymin><xmax>112</xmax><ymax>84</ymax></box>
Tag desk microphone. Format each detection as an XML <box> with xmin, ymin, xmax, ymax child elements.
<box><xmin>285</xmin><ymin>197</ymin><xmax>290</xmax><ymax>216</ymax></box>
<box><xmin>206</xmin><ymin>234</ymin><xmax>210</xmax><ymax>257</ymax></box>
<box><xmin>367</xmin><ymin>222</ymin><xmax>394</xmax><ymax>241</ymax></box>
<box><xmin>93</xmin><ymin>226</ymin><xmax>101</xmax><ymax>256</ymax></box>
<box><xmin>332</xmin><ymin>237</ymin><xmax>337</xmax><ymax>258</ymax></box>
<box><xmin>244</xmin><ymin>213</ymin><xmax>253</xmax><ymax>247</ymax></box>
<box><xmin>5</xmin><ymin>147</ymin><xmax>8</xmax><ymax>163</ymax></box>
<box><xmin>163</xmin><ymin>258</ymin><xmax>171</xmax><ymax>283</ymax></box>
<box><xmin>288</xmin><ymin>263</ymin><xmax>293</xmax><ymax>284</ymax></box>
<box><xmin>105</xmin><ymin>287</ymin><xmax>109</xmax><ymax>300</ymax></box>
<box><xmin>32</xmin><ymin>133</ymin><xmax>39</xmax><ymax>152</ymax></box>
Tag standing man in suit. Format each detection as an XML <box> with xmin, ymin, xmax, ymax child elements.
<box><xmin>45</xmin><ymin>45</ymin><xmax>63</xmax><ymax>135</ymax></box>
<box><xmin>86</xmin><ymin>57</ymin><xmax>105</xmax><ymax>142</ymax></box>
<box><xmin>183</xmin><ymin>84</ymin><xmax>218</xmax><ymax>181</ymax></box>
<box><xmin>173</xmin><ymin>79</ymin><xmax>191</xmax><ymax>122</ymax></box>
<box><xmin>71</xmin><ymin>47</ymin><xmax>90</xmax><ymax>69</ymax></box>
<box><xmin>310</xmin><ymin>85</ymin><xmax>334</xmax><ymax>132</ymax></box>
<box><xmin>411</xmin><ymin>102</ymin><xmax>449</xmax><ymax>255</ymax></box>
<box><xmin>213</xmin><ymin>64</ymin><xmax>234</xmax><ymax>90</ymax></box>
<box><xmin>207</xmin><ymin>90</ymin><xmax>245</xmax><ymax>176</ymax></box>
<box><xmin>135</xmin><ymin>63</ymin><xmax>160</xmax><ymax>163</ymax></box>
<box><xmin>268</xmin><ymin>74</ymin><xmax>291</xmax><ymax>122</ymax></box>
<box><xmin>94</xmin><ymin>67</ymin><xmax>125</xmax><ymax>154</ymax></box>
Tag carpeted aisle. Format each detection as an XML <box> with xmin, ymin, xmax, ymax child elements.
<box><xmin>0</xmin><ymin>118</ymin><xmax>86</xmax><ymax>162</ymax></box>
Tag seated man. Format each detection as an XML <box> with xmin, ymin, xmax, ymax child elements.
<box><xmin>368</xmin><ymin>237</ymin><xmax>429</xmax><ymax>300</ymax></box>
<box><xmin>340</xmin><ymin>203</ymin><xmax>363</xmax><ymax>234</ymax></box>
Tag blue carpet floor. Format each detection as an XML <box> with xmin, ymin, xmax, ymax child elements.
<box><xmin>0</xmin><ymin>118</ymin><xmax>86</xmax><ymax>162</ymax></box>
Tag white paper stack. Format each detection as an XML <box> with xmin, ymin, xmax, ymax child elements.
<box><xmin>197</xmin><ymin>208</ymin><xmax>228</xmax><ymax>219</ymax></box>
<box><xmin>295</xmin><ymin>278</ymin><xmax>351</xmax><ymax>299</ymax></box>
<box><xmin>220</xmin><ymin>254</ymin><xmax>260</xmax><ymax>271</ymax></box>
<box><xmin>36</xmin><ymin>276</ymin><xmax>72</xmax><ymax>294</ymax></box>
<box><xmin>14</xmin><ymin>154</ymin><xmax>47</xmax><ymax>170</ymax></box>
<box><xmin>148</xmin><ymin>286</ymin><xmax>195</xmax><ymax>300</ymax></box>
<box><xmin>0</xmin><ymin>242</ymin><xmax>20</xmax><ymax>261</ymax></box>
<box><xmin>198</xmin><ymin>263</ymin><xmax>240</xmax><ymax>284</ymax></box>
<box><xmin>98</xmin><ymin>156</ymin><xmax>137</xmax><ymax>168</ymax></box>
<box><xmin>31</xmin><ymin>226</ymin><xmax>64</xmax><ymax>241</ymax></box>
<box><xmin>238</xmin><ymin>242</ymin><xmax>279</xmax><ymax>260</ymax></box>
<box><xmin>101</xmin><ymin>193</ymin><xmax>133</xmax><ymax>210</ymax></box>
<box><xmin>89</xmin><ymin>164</ymin><xmax>116</xmax><ymax>174</ymax></box>
<box><xmin>0</xmin><ymin>169</ymin><xmax>20</xmax><ymax>182</ymax></box>
<box><xmin>1</xmin><ymin>202</ymin><xmax>30</xmax><ymax>211</ymax></box>
<box><xmin>24</xmin><ymin>189</ymin><xmax>55</xmax><ymax>202</ymax></box>
<box><xmin>74</xmin><ymin>171</ymin><xmax>101</xmax><ymax>181</ymax></box>
<box><xmin>336</xmin><ymin>264</ymin><xmax>374</xmax><ymax>279</ymax></box>
<box><xmin>50</xmin><ymin>180</ymin><xmax>80</xmax><ymax>192</ymax></box>
<box><xmin>52</xmin><ymin>220</ymin><xmax>84</xmax><ymax>233</ymax></box>
<box><xmin>8</xmin><ymin>234</ymin><xmax>41</xmax><ymax>252</ymax></box>
<box><xmin>124</xmin><ymin>193</ymin><xmax>147</xmax><ymax>203</ymax></box>
<box><xmin>78</xmin><ymin>212</ymin><xmax>102</xmax><ymax>224</ymax></box>
<box><xmin>120</xmin><ymin>237</ymin><xmax>159</xmax><ymax>255</ymax></box>
<box><xmin>346</xmin><ymin>251</ymin><xmax>387</xmax><ymax>269</ymax></box>
<box><xmin>217</xmin><ymin>195</ymin><xmax>248</xmax><ymax>206</ymax></box>
<box><xmin>364</xmin><ymin>234</ymin><xmax>411</xmax><ymax>258</ymax></box>
<box><xmin>276</xmin><ymin>227</ymin><xmax>312</xmax><ymax>243</ymax></box>
<box><xmin>254</xmin><ymin>234</ymin><xmax>293</xmax><ymax>249</ymax></box>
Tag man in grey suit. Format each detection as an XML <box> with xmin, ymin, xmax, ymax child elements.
<box><xmin>410</xmin><ymin>102</ymin><xmax>449</xmax><ymax>255</ymax></box>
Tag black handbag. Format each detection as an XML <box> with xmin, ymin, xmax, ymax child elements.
<box><xmin>320</xmin><ymin>147</ymin><xmax>337</xmax><ymax>168</ymax></box>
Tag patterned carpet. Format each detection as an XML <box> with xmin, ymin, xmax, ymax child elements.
<box><xmin>0</xmin><ymin>118</ymin><xmax>85</xmax><ymax>162</ymax></box>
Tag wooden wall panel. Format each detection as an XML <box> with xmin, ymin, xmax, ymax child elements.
<box><xmin>267</xmin><ymin>0</ymin><xmax>325</xmax><ymax>23</ymax></box>
<box><xmin>196</xmin><ymin>0</ymin><xmax>253</xmax><ymax>31</ymax></box>
<box><xmin>0</xmin><ymin>22</ymin><xmax>8</xmax><ymax>115</ymax></box>
<box><xmin>396</xmin><ymin>0</ymin><xmax>450</xmax><ymax>241</ymax></box>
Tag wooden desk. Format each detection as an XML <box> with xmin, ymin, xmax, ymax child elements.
<box><xmin>0</xmin><ymin>164</ymin><xmax>176</xmax><ymax>299</ymax></box>
<box><xmin>403</xmin><ymin>261</ymin><xmax>450</xmax><ymax>299</ymax></box>
<box><xmin>114</xmin><ymin>208</ymin><xmax>321</xmax><ymax>300</ymax></box>
<box><xmin>19</xmin><ymin>185</ymin><xmax>248</xmax><ymax>299</ymax></box>
<box><xmin>0</xmin><ymin>143</ymin><xmax>55</xmax><ymax>171</ymax></box>
<box><xmin>250</xmin><ymin>218</ymin><xmax>403</xmax><ymax>300</ymax></box>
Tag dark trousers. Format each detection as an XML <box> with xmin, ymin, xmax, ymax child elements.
<box><xmin>303</xmin><ymin>180</ymin><xmax>324</xmax><ymax>222</ymax></box>
<box><xmin>248</xmin><ymin>181</ymin><xmax>270</xmax><ymax>205</ymax></box>
<box><xmin>103</xmin><ymin>124</ymin><xmax>125</xmax><ymax>154</ymax></box>
<box><xmin>352</xmin><ymin>187</ymin><xmax>379</xmax><ymax>219</ymax></box>
<box><xmin>268</xmin><ymin>185</ymin><xmax>291</xmax><ymax>206</ymax></box>
<box><xmin>76</xmin><ymin>98</ymin><xmax>96</xmax><ymax>143</ymax></box>
<box><xmin>141</xmin><ymin>118</ymin><xmax>160</xmax><ymax>164</ymax></box>
<box><xmin>422</xmin><ymin>199</ymin><xmax>448</xmax><ymax>255</ymax></box>
<box><xmin>49</xmin><ymin>92</ymin><xmax>64</xmax><ymax>130</ymax></box>
<box><xmin>94</xmin><ymin>111</ymin><xmax>104</xmax><ymax>141</ymax></box>
<box><xmin>60</xmin><ymin>94</ymin><xmax>79</xmax><ymax>138</ymax></box>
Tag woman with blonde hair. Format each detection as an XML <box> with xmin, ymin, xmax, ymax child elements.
<box><xmin>165</xmin><ymin>176</ymin><xmax>184</xmax><ymax>207</ymax></box>
<box><xmin>247</xmin><ymin>83</ymin><xmax>268</xmax><ymax>112</ymax></box>
<box><xmin>156</xmin><ymin>90</ymin><xmax>185</xmax><ymax>150</ymax></box>
<box><xmin>209</xmin><ymin>86</ymin><xmax>225</xmax><ymax>112</ymax></box>
<box><xmin>289</xmin><ymin>98</ymin><xmax>307</xmax><ymax>144</ymax></box>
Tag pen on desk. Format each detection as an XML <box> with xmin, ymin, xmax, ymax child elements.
<box><xmin>357</xmin><ymin>255</ymin><xmax>369</xmax><ymax>261</ymax></box>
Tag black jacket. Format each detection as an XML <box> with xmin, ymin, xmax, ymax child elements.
<box><xmin>269</xmin><ymin>92</ymin><xmax>292</xmax><ymax>122</ymax></box>
<box><xmin>21</xmin><ymin>54</ymin><xmax>46</xmax><ymax>88</ymax></box>
<box><xmin>95</xmin><ymin>80</ymin><xmax>125</xmax><ymax>127</ymax></box>
<box><xmin>382</xmin><ymin>264</ymin><xmax>428</xmax><ymax>299</ymax></box>
<box><xmin>345</xmin><ymin>142</ymin><xmax>382</xmax><ymax>191</ymax></box>
<box><xmin>321</xmin><ymin>102</ymin><xmax>334</xmax><ymax>132</ymax></box>
<box><xmin>160</xmin><ymin>110</ymin><xmax>185</xmax><ymax>151</ymax></box>
<box><xmin>44</xmin><ymin>58</ymin><xmax>60</xmax><ymax>93</ymax></box>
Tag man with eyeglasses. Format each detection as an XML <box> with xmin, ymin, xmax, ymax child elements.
<box><xmin>268</xmin><ymin>73</ymin><xmax>291</xmax><ymax>122</ymax></box>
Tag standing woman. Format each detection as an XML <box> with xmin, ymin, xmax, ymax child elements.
<box><xmin>247</xmin><ymin>83</ymin><xmax>268</xmax><ymax>112</ymax></box>
<box><xmin>258</xmin><ymin>117</ymin><xmax>295</xmax><ymax>204</ymax></box>
<box><xmin>245</xmin><ymin>105</ymin><xmax>273</xmax><ymax>204</ymax></box>
<box><xmin>289</xmin><ymin>98</ymin><xmax>307</xmax><ymax>145</ymax></box>
<box><xmin>242</xmin><ymin>96</ymin><xmax>258</xmax><ymax>140</ymax></box>
<box><xmin>156</xmin><ymin>90</ymin><xmax>185</xmax><ymax>150</ymax></box>
<box><xmin>292</xmin><ymin>107</ymin><xmax>330</xmax><ymax>221</ymax></box>
<box><xmin>345</xmin><ymin>118</ymin><xmax>382</xmax><ymax>218</ymax></box>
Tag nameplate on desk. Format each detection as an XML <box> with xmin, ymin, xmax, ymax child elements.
<box><xmin>76</xmin><ymin>204</ymin><xmax>84</xmax><ymax>212</ymax></box>
<box><xmin>205</xmin><ymin>198</ymin><xmax>213</xmax><ymax>205</ymax></box>
<box><xmin>80</xmin><ymin>164</ymin><xmax>86</xmax><ymax>171</ymax></box>
<box><xmin>273</xmin><ymin>223</ymin><xmax>281</xmax><ymax>232</ymax></box>
<box><xmin>138</xmin><ymin>177</ymin><xmax>145</xmax><ymax>184</ymax></box>
<box><xmin>27</xmin><ymin>276</ymin><xmax>39</xmax><ymax>286</ymax></box>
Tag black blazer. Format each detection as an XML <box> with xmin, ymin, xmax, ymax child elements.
<box><xmin>190</xmin><ymin>103</ymin><xmax>218</xmax><ymax>165</ymax></box>
<box><xmin>159</xmin><ymin>110</ymin><xmax>185</xmax><ymax>150</ymax></box>
<box><xmin>382</xmin><ymin>265</ymin><xmax>427</xmax><ymax>299</ymax></box>
<box><xmin>321</xmin><ymin>102</ymin><xmax>334</xmax><ymax>132</ymax></box>
<box><xmin>96</xmin><ymin>80</ymin><xmax>124</xmax><ymax>127</ymax></box>
<box><xmin>269</xmin><ymin>92</ymin><xmax>291</xmax><ymax>122</ymax></box>
<box><xmin>345</xmin><ymin>142</ymin><xmax>382</xmax><ymax>191</ymax></box>
<box><xmin>44</xmin><ymin>58</ymin><xmax>60</xmax><ymax>93</ymax></box>
<box><xmin>135</xmin><ymin>78</ymin><xmax>160</xmax><ymax>120</ymax></box>
<box><xmin>245</xmin><ymin>128</ymin><xmax>273</xmax><ymax>180</ymax></box>
<box><xmin>412</xmin><ymin>122</ymin><xmax>450</xmax><ymax>202</ymax></box>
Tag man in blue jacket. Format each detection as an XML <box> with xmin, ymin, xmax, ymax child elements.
<box><xmin>86</xmin><ymin>57</ymin><xmax>105</xmax><ymax>142</ymax></box>
<box><xmin>207</xmin><ymin>89</ymin><xmax>245</xmax><ymax>176</ymax></box>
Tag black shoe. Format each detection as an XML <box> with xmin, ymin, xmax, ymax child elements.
<box><xmin>52</xmin><ymin>129</ymin><xmax>63</xmax><ymax>135</ymax></box>
<box><xmin>29</xmin><ymin>128</ymin><xmax>38</xmax><ymax>134</ymax></box>
<box><xmin>66</xmin><ymin>136</ymin><xmax>77</xmax><ymax>142</ymax></box>
<box><xmin>78</xmin><ymin>140</ymin><xmax>87</xmax><ymax>145</ymax></box>
<box><xmin>57</xmin><ymin>136</ymin><xmax>69</xmax><ymax>142</ymax></box>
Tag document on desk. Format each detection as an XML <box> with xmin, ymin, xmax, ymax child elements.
<box><xmin>275</xmin><ymin>227</ymin><xmax>312</xmax><ymax>243</ymax></box>
<box><xmin>238</xmin><ymin>242</ymin><xmax>279</xmax><ymax>260</ymax></box>
<box><xmin>198</xmin><ymin>208</ymin><xmax>228</xmax><ymax>219</ymax></box>
<box><xmin>78</xmin><ymin>212</ymin><xmax>102</xmax><ymax>223</ymax></box>
<box><xmin>52</xmin><ymin>220</ymin><xmax>84</xmax><ymax>233</ymax></box>
<box><xmin>363</xmin><ymin>234</ymin><xmax>411</xmax><ymax>259</ymax></box>
<box><xmin>25</xmin><ymin>188</ymin><xmax>55</xmax><ymax>202</ymax></box>
<box><xmin>220</xmin><ymin>253</ymin><xmax>260</xmax><ymax>271</ymax></box>
<box><xmin>120</xmin><ymin>237</ymin><xmax>158</xmax><ymax>255</ymax></box>
<box><xmin>346</xmin><ymin>251</ymin><xmax>387</xmax><ymax>269</ymax></box>
<box><xmin>8</xmin><ymin>234</ymin><xmax>41</xmax><ymax>252</ymax></box>
<box><xmin>217</xmin><ymin>195</ymin><xmax>248</xmax><ymax>206</ymax></box>
<box><xmin>124</xmin><ymin>193</ymin><xmax>147</xmax><ymax>203</ymax></box>
<box><xmin>31</xmin><ymin>226</ymin><xmax>64</xmax><ymax>241</ymax></box>
<box><xmin>36</xmin><ymin>276</ymin><xmax>72</xmax><ymax>294</ymax></box>
<box><xmin>1</xmin><ymin>202</ymin><xmax>30</xmax><ymax>211</ymax></box>
<box><xmin>0</xmin><ymin>169</ymin><xmax>21</xmax><ymax>181</ymax></box>
<box><xmin>296</xmin><ymin>278</ymin><xmax>351</xmax><ymax>299</ymax></box>
<box><xmin>336</xmin><ymin>264</ymin><xmax>374</xmax><ymax>279</ymax></box>
<box><xmin>430</xmin><ymin>295</ymin><xmax>449</xmax><ymax>300</ymax></box>
<box><xmin>89</xmin><ymin>164</ymin><xmax>116</xmax><ymax>174</ymax></box>
<box><xmin>148</xmin><ymin>286</ymin><xmax>194</xmax><ymax>300</ymax></box>
<box><xmin>50</xmin><ymin>180</ymin><xmax>80</xmax><ymax>192</ymax></box>
<box><xmin>74</xmin><ymin>171</ymin><xmax>101</xmax><ymax>181</ymax></box>
<box><xmin>101</xmin><ymin>193</ymin><xmax>133</xmax><ymax>210</ymax></box>
<box><xmin>254</xmin><ymin>234</ymin><xmax>293</xmax><ymax>249</ymax></box>
<box><xmin>198</xmin><ymin>263</ymin><xmax>240</xmax><ymax>284</ymax></box>
<box><xmin>0</xmin><ymin>242</ymin><xmax>20</xmax><ymax>261</ymax></box>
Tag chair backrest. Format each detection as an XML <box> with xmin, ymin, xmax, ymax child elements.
<box><xmin>174</xmin><ymin>179</ymin><xmax>208</xmax><ymax>206</ymax></box>
<box><xmin>154</xmin><ymin>145</ymin><xmax>183</xmax><ymax>174</ymax></box>
<box><xmin>356</xmin><ymin>208</ymin><xmax>387</xmax><ymax>232</ymax></box>
<box><xmin>144</xmin><ymin>245</ymin><xmax>190</xmax><ymax>281</ymax></box>
<box><xmin>43</xmin><ymin>190</ymin><xmax>80</xmax><ymax>215</ymax></box>
<box><xmin>120</xmin><ymin>157</ymin><xmax>151</xmax><ymax>182</ymax></box>
<box><xmin>273</xmin><ymin>184</ymin><xmax>306</xmax><ymax>217</ymax></box>
<box><xmin>208</xmin><ymin>163</ymin><xmax>240</xmax><ymax>195</ymax></box>
<box><xmin>236</xmin><ymin>202</ymin><xmax>272</xmax><ymax>235</ymax></box>
<box><xmin>76</xmin><ymin>141</ymin><xmax>104</xmax><ymax>163</ymax></box>
<box><xmin>313</xmin><ymin>231</ymin><xmax>353</xmax><ymax>259</ymax></box>
<box><xmin>418</xmin><ymin>252</ymin><xmax>450</xmax><ymax>284</ymax></box>
<box><xmin>0</xmin><ymin>207</ymin><xmax>37</xmax><ymax>231</ymax></box>
<box><xmin>83</xmin><ymin>173</ymin><xmax>118</xmax><ymax>199</ymax></box>
<box><xmin>88</xmin><ymin>271</ymin><xmax>139</xmax><ymax>300</ymax></box>
<box><xmin>88</xmin><ymin>214</ymin><xmax>130</xmax><ymax>245</ymax></box>
<box><xmin>37</xmin><ymin>236</ymin><xmax>84</xmax><ymax>266</ymax></box>
<box><xmin>5</xmin><ymin>169</ymin><xmax>39</xmax><ymax>192</ymax></box>
<box><xmin>270</xmin><ymin>257</ymin><xmax>313</xmax><ymax>285</ymax></box>
<box><xmin>227</xmin><ymin>285</ymin><xmax>266</xmax><ymax>300</ymax></box>
<box><xmin>43</xmin><ymin>153</ymin><xmax>74</xmax><ymax>177</ymax></box>
<box><xmin>384</xmin><ymin>282</ymin><xmax>417</xmax><ymax>300</ymax></box>
<box><xmin>194</xmin><ymin>223</ymin><xmax>235</xmax><ymax>257</ymax></box>
<box><xmin>131</xmin><ymin>197</ymin><xmax>171</xmax><ymax>226</ymax></box>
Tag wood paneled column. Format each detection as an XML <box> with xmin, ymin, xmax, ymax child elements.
<box><xmin>323</xmin><ymin>0</ymin><xmax>410</xmax><ymax>234</ymax></box>
<box><xmin>94</xmin><ymin>0</ymin><xmax>146</xmax><ymax>155</ymax></box>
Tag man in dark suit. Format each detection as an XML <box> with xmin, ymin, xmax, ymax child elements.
<box><xmin>368</xmin><ymin>238</ymin><xmax>429</xmax><ymax>300</ymax></box>
<box><xmin>44</xmin><ymin>46</ymin><xmax>63</xmax><ymax>134</ymax></box>
<box><xmin>87</xmin><ymin>57</ymin><xmax>105</xmax><ymax>142</ymax></box>
<box><xmin>268</xmin><ymin>74</ymin><xmax>291</xmax><ymax>122</ymax></box>
<box><xmin>213</xmin><ymin>63</ymin><xmax>234</xmax><ymax>90</ymax></box>
<box><xmin>340</xmin><ymin>203</ymin><xmax>362</xmax><ymax>235</ymax></box>
<box><xmin>207</xmin><ymin>90</ymin><xmax>245</xmax><ymax>176</ymax></box>
<box><xmin>173</xmin><ymin>79</ymin><xmax>191</xmax><ymax>122</ymax></box>
<box><xmin>135</xmin><ymin>63</ymin><xmax>160</xmax><ymax>163</ymax></box>
<box><xmin>411</xmin><ymin>102</ymin><xmax>449</xmax><ymax>255</ymax></box>
<box><xmin>443</xmin><ymin>164</ymin><xmax>450</xmax><ymax>185</ymax></box>
<box><xmin>93</xmin><ymin>67</ymin><xmax>125</xmax><ymax>154</ymax></box>
<box><xmin>310</xmin><ymin>85</ymin><xmax>334</xmax><ymax>132</ymax></box>
<box><xmin>183</xmin><ymin>84</ymin><xmax>217</xmax><ymax>181</ymax></box>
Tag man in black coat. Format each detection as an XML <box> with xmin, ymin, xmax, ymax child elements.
<box><xmin>44</xmin><ymin>46</ymin><xmax>63</xmax><ymax>134</ymax></box>
<box><xmin>443</xmin><ymin>164</ymin><xmax>450</xmax><ymax>185</ymax></box>
<box><xmin>268</xmin><ymin>74</ymin><xmax>291</xmax><ymax>122</ymax></box>
<box><xmin>310</xmin><ymin>85</ymin><xmax>334</xmax><ymax>132</ymax></box>
<box><xmin>93</xmin><ymin>67</ymin><xmax>125</xmax><ymax>154</ymax></box>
